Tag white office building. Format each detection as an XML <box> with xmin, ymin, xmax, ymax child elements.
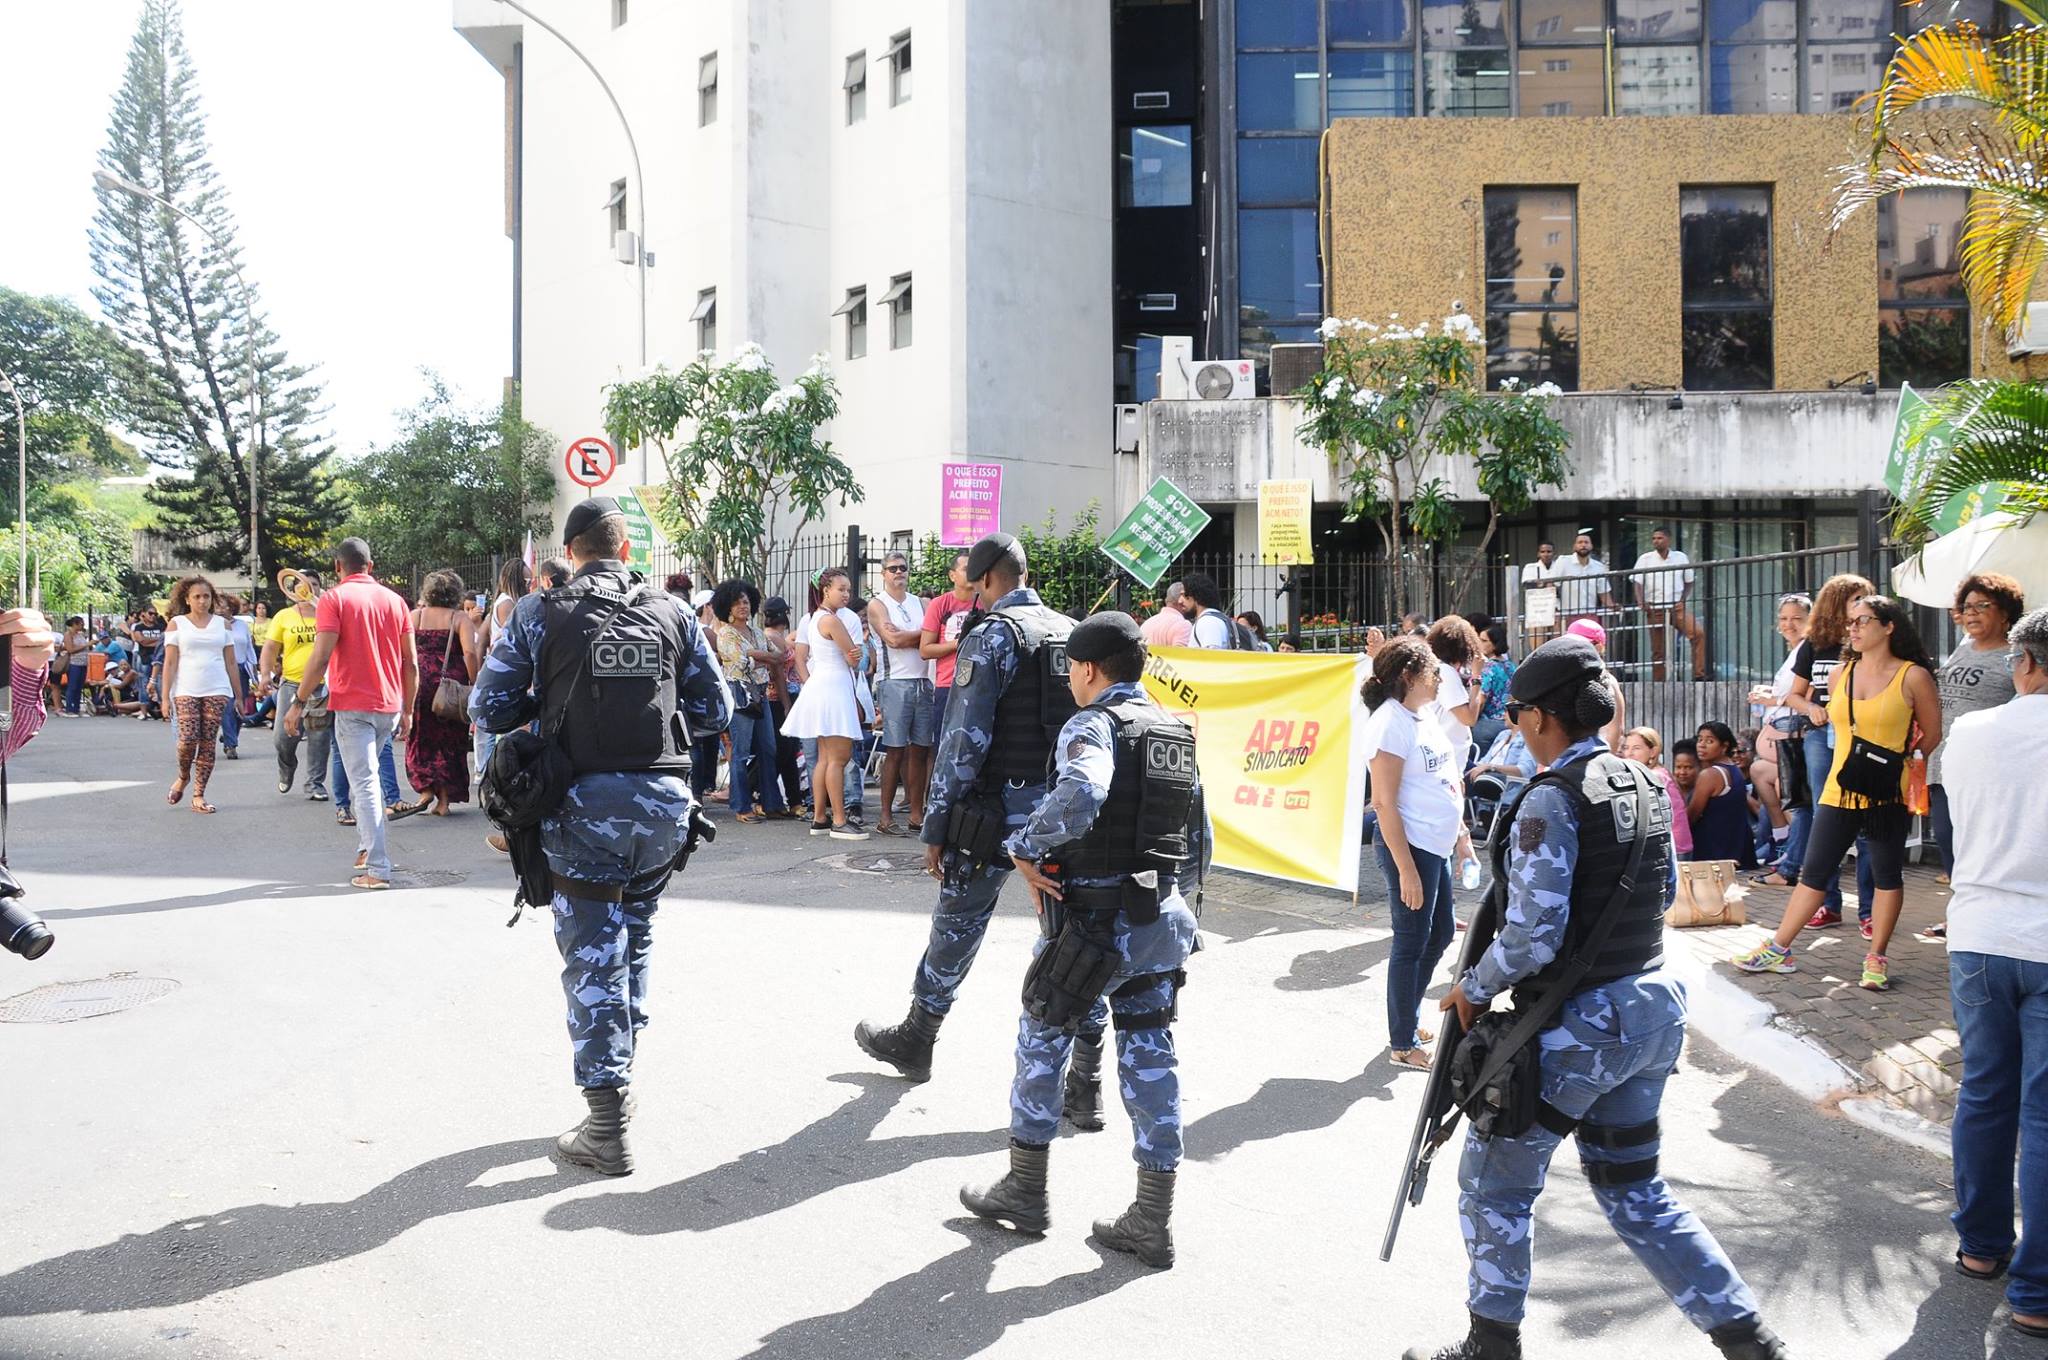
<box><xmin>453</xmin><ymin>0</ymin><xmax>1114</xmax><ymax>545</ymax></box>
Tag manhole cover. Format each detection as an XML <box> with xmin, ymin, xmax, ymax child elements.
<box><xmin>395</xmin><ymin>868</ymin><xmax>469</xmax><ymax>888</ymax></box>
<box><xmin>823</xmin><ymin>852</ymin><xmax>928</xmax><ymax>876</ymax></box>
<box><xmin>0</xmin><ymin>974</ymin><xmax>180</xmax><ymax>1024</ymax></box>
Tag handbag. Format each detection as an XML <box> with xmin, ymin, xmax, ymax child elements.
<box><xmin>427</xmin><ymin>613</ymin><xmax>472</xmax><ymax>724</ymax></box>
<box><xmin>1832</xmin><ymin>661</ymin><xmax>1907</xmax><ymax>804</ymax></box>
<box><xmin>303</xmin><ymin>682</ymin><xmax>332</xmax><ymax>732</ymax></box>
<box><xmin>729</xmin><ymin>677</ymin><xmax>765</xmax><ymax>717</ymax></box>
<box><xmin>1772</xmin><ymin>716</ymin><xmax>1810</xmax><ymax>813</ymax></box>
<box><xmin>1667</xmin><ymin>859</ymin><xmax>1746</xmax><ymax>928</ymax></box>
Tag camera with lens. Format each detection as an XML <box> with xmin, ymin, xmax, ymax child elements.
<box><xmin>0</xmin><ymin>864</ymin><xmax>52</xmax><ymax>961</ymax></box>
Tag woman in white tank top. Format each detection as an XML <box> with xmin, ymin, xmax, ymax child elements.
<box><xmin>160</xmin><ymin>575</ymin><xmax>245</xmax><ymax>814</ymax></box>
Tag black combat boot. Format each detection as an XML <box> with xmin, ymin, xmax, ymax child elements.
<box><xmin>1063</xmin><ymin>1032</ymin><xmax>1105</xmax><ymax>1132</ymax></box>
<box><xmin>1402</xmin><ymin>1314</ymin><xmax>1523</xmax><ymax>1360</ymax></box>
<box><xmin>1091</xmin><ymin>1167</ymin><xmax>1176</xmax><ymax>1268</ymax></box>
<box><xmin>854</xmin><ymin>1004</ymin><xmax>942</xmax><ymax>1082</ymax></box>
<box><xmin>960</xmin><ymin>1139</ymin><xmax>1050</xmax><ymax>1234</ymax></box>
<box><xmin>555</xmin><ymin>1085</ymin><xmax>633</xmax><ymax>1177</ymax></box>
<box><xmin>1709</xmin><ymin>1318</ymin><xmax>1791</xmax><ymax>1359</ymax></box>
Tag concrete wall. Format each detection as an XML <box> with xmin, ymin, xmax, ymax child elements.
<box><xmin>1141</xmin><ymin>389</ymin><xmax>1894</xmax><ymax>506</ymax></box>
<box><xmin>1322</xmin><ymin>113</ymin><xmax>2017</xmax><ymax>393</ymax></box>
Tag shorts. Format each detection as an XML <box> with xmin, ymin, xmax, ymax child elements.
<box><xmin>878</xmin><ymin>677</ymin><xmax>936</xmax><ymax>748</ymax></box>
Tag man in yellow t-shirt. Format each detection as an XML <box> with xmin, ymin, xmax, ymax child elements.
<box><xmin>259</xmin><ymin>583</ymin><xmax>330</xmax><ymax>799</ymax></box>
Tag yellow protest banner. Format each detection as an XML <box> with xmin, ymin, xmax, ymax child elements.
<box><xmin>1143</xmin><ymin>646</ymin><xmax>1368</xmax><ymax>891</ymax></box>
<box><xmin>1257</xmin><ymin>478</ymin><xmax>1315</xmax><ymax>565</ymax></box>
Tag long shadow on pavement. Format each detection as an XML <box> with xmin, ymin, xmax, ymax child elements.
<box><xmin>735</xmin><ymin>1220</ymin><xmax>1140</xmax><ymax>1360</ymax></box>
<box><xmin>1273</xmin><ymin>933</ymin><xmax>1393</xmax><ymax>993</ymax></box>
<box><xmin>1185</xmin><ymin>1065</ymin><xmax>1401</xmax><ymax>1163</ymax></box>
<box><xmin>543</xmin><ymin>1072</ymin><xmax>1005</xmax><ymax>1237</ymax></box>
<box><xmin>0</xmin><ymin>1140</ymin><xmax>569</xmax><ymax>1316</ymax></box>
<box><xmin>35</xmin><ymin>880</ymin><xmax>363</xmax><ymax>922</ymax></box>
<box><xmin>1887</xmin><ymin>1270</ymin><xmax>2039</xmax><ymax>1360</ymax></box>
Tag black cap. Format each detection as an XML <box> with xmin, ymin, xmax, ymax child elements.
<box><xmin>1509</xmin><ymin>636</ymin><xmax>1606</xmax><ymax>703</ymax></box>
<box><xmin>965</xmin><ymin>532</ymin><xmax>1026</xmax><ymax>581</ymax></box>
<box><xmin>562</xmin><ymin>496</ymin><xmax>624</xmax><ymax>547</ymax></box>
<box><xmin>1067</xmin><ymin>611</ymin><xmax>1142</xmax><ymax>663</ymax></box>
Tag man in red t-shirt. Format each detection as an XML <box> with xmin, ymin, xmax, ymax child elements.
<box><xmin>919</xmin><ymin>551</ymin><xmax>978</xmax><ymax>739</ymax></box>
<box><xmin>286</xmin><ymin>538</ymin><xmax>419</xmax><ymax>889</ymax></box>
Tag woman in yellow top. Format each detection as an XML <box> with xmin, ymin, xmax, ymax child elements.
<box><xmin>1734</xmin><ymin>596</ymin><xmax>1941</xmax><ymax>990</ymax></box>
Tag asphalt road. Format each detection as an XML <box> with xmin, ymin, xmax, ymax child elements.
<box><xmin>0</xmin><ymin>716</ymin><xmax>2017</xmax><ymax>1359</ymax></box>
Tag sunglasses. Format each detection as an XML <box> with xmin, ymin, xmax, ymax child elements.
<box><xmin>1505</xmin><ymin>701</ymin><xmax>1533</xmax><ymax>722</ymax></box>
<box><xmin>884</xmin><ymin>564</ymin><xmax>908</xmax><ymax>574</ymax></box>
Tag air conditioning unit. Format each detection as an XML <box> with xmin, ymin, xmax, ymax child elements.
<box><xmin>1158</xmin><ymin>336</ymin><xmax>1195</xmax><ymax>398</ymax></box>
<box><xmin>1114</xmin><ymin>403</ymin><xmax>1141</xmax><ymax>452</ymax></box>
<box><xmin>2010</xmin><ymin>301</ymin><xmax>2048</xmax><ymax>356</ymax></box>
<box><xmin>1187</xmin><ymin>358</ymin><xmax>1255</xmax><ymax>400</ymax></box>
<box><xmin>613</xmin><ymin>230</ymin><xmax>639</xmax><ymax>265</ymax></box>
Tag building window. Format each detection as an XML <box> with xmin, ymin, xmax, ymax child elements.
<box><xmin>1238</xmin><ymin>51</ymin><xmax>1323</xmax><ymax>130</ymax></box>
<box><xmin>834</xmin><ymin>286</ymin><xmax>868</xmax><ymax>361</ymax></box>
<box><xmin>844</xmin><ymin>50</ymin><xmax>866</xmax><ymax>124</ymax></box>
<box><xmin>881</xmin><ymin>273</ymin><xmax>913</xmax><ymax>349</ymax></box>
<box><xmin>1122</xmin><ymin>125</ymin><xmax>1194</xmax><ymax>207</ymax></box>
<box><xmin>1615</xmin><ymin>45</ymin><xmax>1700</xmax><ymax>115</ymax></box>
<box><xmin>1520</xmin><ymin>1</ymin><xmax>1603</xmax><ymax>46</ymax></box>
<box><xmin>1805</xmin><ymin>1</ymin><xmax>1891</xmax><ymax>113</ymax></box>
<box><xmin>887</xmin><ymin>31</ymin><xmax>912</xmax><ymax>106</ymax></box>
<box><xmin>698</xmin><ymin>52</ymin><xmax>718</xmax><ymax>127</ymax></box>
<box><xmin>1238</xmin><ymin>136</ymin><xmax>1319</xmax><ymax>206</ymax></box>
<box><xmin>1329</xmin><ymin>0</ymin><xmax>1414</xmax><ymax>44</ymax></box>
<box><xmin>1708</xmin><ymin>0</ymin><xmax>1795</xmax><ymax>114</ymax></box>
<box><xmin>1238</xmin><ymin>0</ymin><xmax>1319</xmax><ymax>46</ymax></box>
<box><xmin>1878</xmin><ymin>188</ymin><xmax>1971</xmax><ymax>388</ymax></box>
<box><xmin>1239</xmin><ymin>207</ymin><xmax>1322</xmax><ymax>325</ymax></box>
<box><xmin>1680</xmin><ymin>186</ymin><xmax>1773</xmax><ymax>390</ymax></box>
<box><xmin>604</xmin><ymin>178</ymin><xmax>627</xmax><ymax>240</ymax></box>
<box><xmin>692</xmin><ymin>288</ymin><xmax>717</xmax><ymax>355</ymax></box>
<box><xmin>1328</xmin><ymin>48</ymin><xmax>1417</xmax><ymax>119</ymax></box>
<box><xmin>1484</xmin><ymin>187</ymin><xmax>1579</xmax><ymax>390</ymax></box>
<box><xmin>1518</xmin><ymin>47</ymin><xmax>1604</xmax><ymax>115</ymax></box>
<box><xmin>611</xmin><ymin>0</ymin><xmax>627</xmax><ymax>28</ymax></box>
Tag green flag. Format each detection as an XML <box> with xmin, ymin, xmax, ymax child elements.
<box><xmin>1886</xmin><ymin>383</ymin><xmax>2006</xmax><ymax>533</ymax></box>
<box><xmin>1099</xmin><ymin>477</ymin><xmax>1212</xmax><ymax>589</ymax></box>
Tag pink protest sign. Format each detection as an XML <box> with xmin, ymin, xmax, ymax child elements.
<box><xmin>940</xmin><ymin>461</ymin><xmax>1003</xmax><ymax>546</ymax></box>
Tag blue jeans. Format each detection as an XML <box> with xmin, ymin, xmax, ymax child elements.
<box><xmin>1375</xmin><ymin>837</ymin><xmax>1456</xmax><ymax>1050</ymax></box>
<box><xmin>1471</xmin><ymin>716</ymin><xmax>1506</xmax><ymax>767</ymax></box>
<box><xmin>331</xmin><ymin>736</ymin><xmax>402</xmax><ymax>812</ymax></box>
<box><xmin>62</xmin><ymin>663</ymin><xmax>87</xmax><ymax>714</ymax></box>
<box><xmin>332</xmin><ymin>711</ymin><xmax>398</xmax><ymax>880</ymax></box>
<box><xmin>1798</xmin><ymin>725</ymin><xmax>1872</xmax><ymax>919</ymax></box>
<box><xmin>727</xmin><ymin>708</ymin><xmax>786</xmax><ymax>814</ymax></box>
<box><xmin>219</xmin><ymin>668</ymin><xmax>248</xmax><ymax>749</ymax></box>
<box><xmin>1951</xmin><ymin>950</ymin><xmax>2048</xmax><ymax>1317</ymax></box>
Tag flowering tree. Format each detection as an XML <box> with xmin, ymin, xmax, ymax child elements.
<box><xmin>1296</xmin><ymin>310</ymin><xmax>1570</xmax><ymax>616</ymax></box>
<box><xmin>603</xmin><ymin>343</ymin><xmax>861</xmax><ymax>583</ymax></box>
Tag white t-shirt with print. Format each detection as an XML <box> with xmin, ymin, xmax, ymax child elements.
<box><xmin>1363</xmin><ymin>700</ymin><xmax>1466</xmax><ymax>859</ymax></box>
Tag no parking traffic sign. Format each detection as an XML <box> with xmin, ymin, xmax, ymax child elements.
<box><xmin>565</xmin><ymin>436</ymin><xmax>617</xmax><ymax>488</ymax></box>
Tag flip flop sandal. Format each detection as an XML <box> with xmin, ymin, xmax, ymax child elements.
<box><xmin>166</xmin><ymin>782</ymin><xmax>187</xmax><ymax>806</ymax></box>
<box><xmin>350</xmin><ymin>875</ymin><xmax>391</xmax><ymax>891</ymax></box>
<box><xmin>2012</xmin><ymin>1316</ymin><xmax>2048</xmax><ymax>1339</ymax></box>
<box><xmin>191</xmin><ymin>800</ymin><xmax>217</xmax><ymax>815</ymax></box>
<box><xmin>1956</xmin><ymin>1250</ymin><xmax>2010</xmax><ymax>1281</ymax></box>
<box><xmin>355</xmin><ymin>851</ymin><xmax>370</xmax><ymax>871</ymax></box>
<box><xmin>337</xmin><ymin>810</ymin><xmax>357</xmax><ymax>827</ymax></box>
<box><xmin>387</xmin><ymin>800</ymin><xmax>429</xmax><ymax>821</ymax></box>
<box><xmin>1414</xmin><ymin>1026</ymin><xmax>1436</xmax><ymax>1046</ymax></box>
<box><xmin>1748</xmin><ymin>871</ymin><xmax>1797</xmax><ymax>888</ymax></box>
<box><xmin>1389</xmin><ymin>1047</ymin><xmax>1433</xmax><ymax>1071</ymax></box>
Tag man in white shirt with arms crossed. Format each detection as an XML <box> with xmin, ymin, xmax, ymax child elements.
<box><xmin>1943</xmin><ymin>605</ymin><xmax>2048</xmax><ymax>1340</ymax></box>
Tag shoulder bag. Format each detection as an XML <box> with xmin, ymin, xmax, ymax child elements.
<box><xmin>427</xmin><ymin>611</ymin><xmax>472</xmax><ymax>724</ymax></box>
<box><xmin>1832</xmin><ymin>660</ymin><xmax>1907</xmax><ymax>804</ymax></box>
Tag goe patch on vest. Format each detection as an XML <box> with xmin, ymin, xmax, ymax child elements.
<box><xmin>590</xmin><ymin>638</ymin><xmax>662</xmax><ymax>678</ymax></box>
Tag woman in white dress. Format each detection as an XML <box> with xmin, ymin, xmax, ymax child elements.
<box><xmin>159</xmin><ymin>575</ymin><xmax>245</xmax><ymax>814</ymax></box>
<box><xmin>780</xmin><ymin>568</ymin><xmax>867</xmax><ymax>839</ymax></box>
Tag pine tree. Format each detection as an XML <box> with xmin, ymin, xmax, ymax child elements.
<box><xmin>88</xmin><ymin>0</ymin><xmax>345</xmax><ymax>592</ymax></box>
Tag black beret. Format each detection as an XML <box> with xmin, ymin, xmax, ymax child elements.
<box><xmin>965</xmin><ymin>532</ymin><xmax>1026</xmax><ymax>581</ymax></box>
<box><xmin>1509</xmin><ymin>635</ymin><xmax>1606</xmax><ymax>703</ymax></box>
<box><xmin>1068</xmin><ymin>611</ymin><xmax>1142</xmax><ymax>663</ymax></box>
<box><xmin>562</xmin><ymin>496</ymin><xmax>624</xmax><ymax>546</ymax></box>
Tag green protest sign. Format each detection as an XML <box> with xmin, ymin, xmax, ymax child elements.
<box><xmin>617</xmin><ymin>487</ymin><xmax>663</xmax><ymax>570</ymax></box>
<box><xmin>1885</xmin><ymin>383</ymin><xmax>2006</xmax><ymax>534</ymax></box>
<box><xmin>1100</xmin><ymin>477</ymin><xmax>1212</xmax><ymax>588</ymax></box>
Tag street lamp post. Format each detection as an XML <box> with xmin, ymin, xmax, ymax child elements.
<box><xmin>93</xmin><ymin>169</ymin><xmax>264</xmax><ymax>608</ymax></box>
<box><xmin>490</xmin><ymin>0</ymin><xmax>651</xmax><ymax>485</ymax></box>
<box><xmin>0</xmin><ymin>370</ymin><xmax>25</xmax><ymax>606</ymax></box>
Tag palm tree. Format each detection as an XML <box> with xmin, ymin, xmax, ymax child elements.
<box><xmin>1833</xmin><ymin>4</ymin><xmax>2048</xmax><ymax>541</ymax></box>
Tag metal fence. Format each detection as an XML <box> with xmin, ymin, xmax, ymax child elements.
<box><xmin>1506</xmin><ymin>542</ymin><xmax>1942</xmax><ymax>751</ymax></box>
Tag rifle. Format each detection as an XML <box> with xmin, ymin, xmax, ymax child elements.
<box><xmin>1379</xmin><ymin>867</ymin><xmax>1503</xmax><ymax>1263</ymax></box>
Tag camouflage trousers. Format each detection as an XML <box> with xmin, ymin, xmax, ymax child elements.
<box><xmin>1458</xmin><ymin>1020</ymin><xmax>1761</xmax><ymax>1331</ymax></box>
<box><xmin>541</xmin><ymin>773</ymin><xmax>692</xmax><ymax>1089</ymax></box>
<box><xmin>1010</xmin><ymin>970</ymin><xmax>1181</xmax><ymax>1171</ymax></box>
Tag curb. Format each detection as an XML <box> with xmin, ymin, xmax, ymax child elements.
<box><xmin>1663</xmin><ymin>934</ymin><xmax>1953</xmax><ymax>1156</ymax></box>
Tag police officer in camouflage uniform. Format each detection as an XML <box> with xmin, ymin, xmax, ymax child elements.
<box><xmin>471</xmin><ymin>497</ymin><xmax>731</xmax><ymax>1177</ymax></box>
<box><xmin>854</xmin><ymin>534</ymin><xmax>1110</xmax><ymax>1124</ymax></box>
<box><xmin>1407</xmin><ymin>637</ymin><xmax>1788</xmax><ymax>1360</ymax></box>
<box><xmin>958</xmin><ymin>612</ymin><xmax>1203</xmax><ymax>1268</ymax></box>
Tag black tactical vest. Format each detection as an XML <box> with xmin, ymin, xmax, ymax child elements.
<box><xmin>1510</xmin><ymin>750</ymin><xmax>1671</xmax><ymax>1014</ymax></box>
<box><xmin>976</xmin><ymin>603</ymin><xmax>1078</xmax><ymax>786</ymax></box>
<box><xmin>537</xmin><ymin>568</ymin><xmax>692</xmax><ymax>776</ymax></box>
<box><xmin>1056</xmin><ymin>695</ymin><xmax>1198</xmax><ymax>878</ymax></box>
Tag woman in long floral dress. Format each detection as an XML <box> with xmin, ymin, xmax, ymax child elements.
<box><xmin>396</xmin><ymin>570</ymin><xmax>482</xmax><ymax>816</ymax></box>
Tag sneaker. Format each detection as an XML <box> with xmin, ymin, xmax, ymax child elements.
<box><xmin>277</xmin><ymin>780</ymin><xmax>292</xmax><ymax>795</ymax></box>
<box><xmin>1859</xmin><ymin>953</ymin><xmax>1891</xmax><ymax>991</ymax></box>
<box><xmin>308</xmin><ymin>788</ymin><xmax>329</xmax><ymax>802</ymax></box>
<box><xmin>1731</xmin><ymin>941</ymin><xmax>1797</xmax><ymax>974</ymax></box>
<box><xmin>830</xmin><ymin>822</ymin><xmax>871</xmax><ymax>841</ymax></box>
<box><xmin>1859</xmin><ymin>917</ymin><xmax>1874</xmax><ymax>941</ymax></box>
<box><xmin>809</xmin><ymin>819</ymin><xmax>833</xmax><ymax>836</ymax></box>
<box><xmin>485</xmin><ymin>833</ymin><xmax>509</xmax><ymax>854</ymax></box>
<box><xmin>1805</xmin><ymin>908</ymin><xmax>1842</xmax><ymax>929</ymax></box>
